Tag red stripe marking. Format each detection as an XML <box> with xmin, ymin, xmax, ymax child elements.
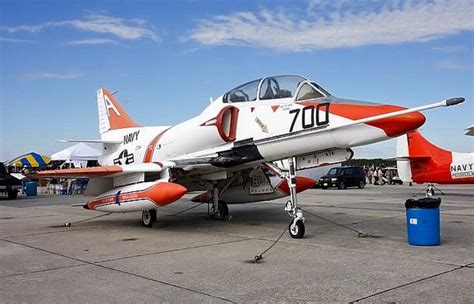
<box><xmin>144</xmin><ymin>129</ymin><xmax>169</xmax><ymax>163</ymax></box>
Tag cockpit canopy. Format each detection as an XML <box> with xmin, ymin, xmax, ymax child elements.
<box><xmin>223</xmin><ymin>75</ymin><xmax>331</xmax><ymax>103</ymax></box>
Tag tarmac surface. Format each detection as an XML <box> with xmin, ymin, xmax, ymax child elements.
<box><xmin>0</xmin><ymin>184</ymin><xmax>473</xmax><ymax>303</ymax></box>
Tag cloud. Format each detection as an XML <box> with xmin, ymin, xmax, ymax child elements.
<box><xmin>188</xmin><ymin>0</ymin><xmax>474</xmax><ymax>52</ymax></box>
<box><xmin>0</xmin><ymin>37</ymin><xmax>35</xmax><ymax>43</ymax></box>
<box><xmin>432</xmin><ymin>45</ymin><xmax>468</xmax><ymax>52</ymax></box>
<box><xmin>20</xmin><ymin>72</ymin><xmax>84</xmax><ymax>80</ymax></box>
<box><xmin>0</xmin><ymin>14</ymin><xmax>159</xmax><ymax>43</ymax></box>
<box><xmin>65</xmin><ymin>38</ymin><xmax>118</xmax><ymax>46</ymax></box>
<box><xmin>436</xmin><ymin>60</ymin><xmax>473</xmax><ymax>70</ymax></box>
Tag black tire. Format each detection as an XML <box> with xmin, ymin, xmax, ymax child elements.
<box><xmin>7</xmin><ymin>190</ymin><xmax>18</xmax><ymax>200</ymax></box>
<box><xmin>338</xmin><ymin>181</ymin><xmax>346</xmax><ymax>190</ymax></box>
<box><xmin>358</xmin><ymin>180</ymin><xmax>366</xmax><ymax>189</ymax></box>
<box><xmin>142</xmin><ymin>209</ymin><xmax>157</xmax><ymax>227</ymax></box>
<box><xmin>321</xmin><ymin>185</ymin><xmax>328</xmax><ymax>189</ymax></box>
<box><xmin>217</xmin><ymin>200</ymin><xmax>229</xmax><ymax>218</ymax></box>
<box><xmin>289</xmin><ymin>220</ymin><xmax>305</xmax><ymax>239</ymax></box>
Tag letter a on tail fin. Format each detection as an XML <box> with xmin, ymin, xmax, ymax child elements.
<box><xmin>97</xmin><ymin>89</ymin><xmax>140</xmax><ymax>135</ymax></box>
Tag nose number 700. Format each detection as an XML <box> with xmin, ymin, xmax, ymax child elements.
<box><xmin>289</xmin><ymin>103</ymin><xmax>330</xmax><ymax>132</ymax></box>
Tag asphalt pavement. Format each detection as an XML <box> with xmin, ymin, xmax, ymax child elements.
<box><xmin>1</xmin><ymin>184</ymin><xmax>473</xmax><ymax>303</ymax></box>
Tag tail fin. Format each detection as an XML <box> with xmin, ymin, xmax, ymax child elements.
<box><xmin>404</xmin><ymin>130</ymin><xmax>450</xmax><ymax>160</ymax></box>
<box><xmin>396</xmin><ymin>130</ymin><xmax>451</xmax><ymax>182</ymax></box>
<box><xmin>97</xmin><ymin>88</ymin><xmax>140</xmax><ymax>135</ymax></box>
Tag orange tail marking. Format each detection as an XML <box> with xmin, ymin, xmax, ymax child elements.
<box><xmin>102</xmin><ymin>89</ymin><xmax>140</xmax><ymax>130</ymax></box>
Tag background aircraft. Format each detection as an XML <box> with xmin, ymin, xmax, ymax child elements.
<box><xmin>397</xmin><ymin>130</ymin><xmax>473</xmax><ymax>185</ymax></box>
<box><xmin>36</xmin><ymin>75</ymin><xmax>464</xmax><ymax>238</ymax></box>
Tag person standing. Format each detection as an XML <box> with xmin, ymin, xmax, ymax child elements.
<box><xmin>373</xmin><ymin>167</ymin><xmax>379</xmax><ymax>185</ymax></box>
<box><xmin>367</xmin><ymin>166</ymin><xmax>373</xmax><ymax>184</ymax></box>
<box><xmin>377</xmin><ymin>167</ymin><xmax>385</xmax><ymax>185</ymax></box>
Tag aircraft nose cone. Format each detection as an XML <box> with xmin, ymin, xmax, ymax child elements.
<box><xmin>373</xmin><ymin>110</ymin><xmax>426</xmax><ymax>137</ymax></box>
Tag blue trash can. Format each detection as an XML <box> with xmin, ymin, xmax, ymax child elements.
<box><xmin>405</xmin><ymin>197</ymin><xmax>441</xmax><ymax>246</ymax></box>
<box><xmin>25</xmin><ymin>181</ymin><xmax>37</xmax><ymax>197</ymax></box>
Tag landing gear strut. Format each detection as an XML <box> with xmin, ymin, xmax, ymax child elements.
<box><xmin>209</xmin><ymin>183</ymin><xmax>229</xmax><ymax>219</ymax></box>
<box><xmin>285</xmin><ymin>157</ymin><xmax>305</xmax><ymax>238</ymax></box>
<box><xmin>142</xmin><ymin>209</ymin><xmax>157</xmax><ymax>227</ymax></box>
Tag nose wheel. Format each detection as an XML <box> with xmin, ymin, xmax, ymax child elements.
<box><xmin>289</xmin><ymin>219</ymin><xmax>305</xmax><ymax>239</ymax></box>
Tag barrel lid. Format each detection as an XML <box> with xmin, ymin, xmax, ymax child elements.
<box><xmin>405</xmin><ymin>197</ymin><xmax>441</xmax><ymax>209</ymax></box>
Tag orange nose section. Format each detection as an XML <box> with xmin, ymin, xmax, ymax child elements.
<box><xmin>369</xmin><ymin>110</ymin><xmax>426</xmax><ymax>137</ymax></box>
<box><xmin>277</xmin><ymin>176</ymin><xmax>316</xmax><ymax>194</ymax></box>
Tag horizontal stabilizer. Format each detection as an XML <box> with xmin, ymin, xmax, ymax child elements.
<box><xmin>396</xmin><ymin>155</ymin><xmax>431</xmax><ymax>161</ymax></box>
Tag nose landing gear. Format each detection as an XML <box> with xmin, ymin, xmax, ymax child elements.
<box><xmin>285</xmin><ymin>157</ymin><xmax>305</xmax><ymax>238</ymax></box>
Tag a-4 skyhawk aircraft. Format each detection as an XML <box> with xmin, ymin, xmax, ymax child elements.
<box><xmin>36</xmin><ymin>75</ymin><xmax>464</xmax><ymax>238</ymax></box>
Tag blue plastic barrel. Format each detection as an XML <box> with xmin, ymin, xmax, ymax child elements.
<box><xmin>25</xmin><ymin>181</ymin><xmax>37</xmax><ymax>196</ymax></box>
<box><xmin>405</xmin><ymin>198</ymin><xmax>441</xmax><ymax>246</ymax></box>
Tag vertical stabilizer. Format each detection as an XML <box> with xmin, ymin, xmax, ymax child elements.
<box><xmin>97</xmin><ymin>89</ymin><xmax>140</xmax><ymax>135</ymax></box>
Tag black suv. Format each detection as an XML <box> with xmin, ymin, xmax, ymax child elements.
<box><xmin>318</xmin><ymin>166</ymin><xmax>366</xmax><ymax>189</ymax></box>
<box><xmin>0</xmin><ymin>162</ymin><xmax>22</xmax><ymax>199</ymax></box>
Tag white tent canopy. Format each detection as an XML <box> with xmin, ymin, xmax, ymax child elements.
<box><xmin>51</xmin><ymin>143</ymin><xmax>100</xmax><ymax>167</ymax></box>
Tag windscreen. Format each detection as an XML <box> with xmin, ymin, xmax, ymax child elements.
<box><xmin>328</xmin><ymin>168</ymin><xmax>343</xmax><ymax>175</ymax></box>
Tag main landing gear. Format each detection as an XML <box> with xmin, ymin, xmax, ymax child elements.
<box><xmin>285</xmin><ymin>157</ymin><xmax>305</xmax><ymax>238</ymax></box>
<box><xmin>208</xmin><ymin>182</ymin><xmax>230</xmax><ymax>220</ymax></box>
<box><xmin>142</xmin><ymin>209</ymin><xmax>157</xmax><ymax>227</ymax></box>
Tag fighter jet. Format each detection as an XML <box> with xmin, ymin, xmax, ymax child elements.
<box><xmin>36</xmin><ymin>75</ymin><xmax>464</xmax><ymax>238</ymax></box>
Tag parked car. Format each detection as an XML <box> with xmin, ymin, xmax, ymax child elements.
<box><xmin>318</xmin><ymin>166</ymin><xmax>366</xmax><ymax>189</ymax></box>
<box><xmin>0</xmin><ymin>162</ymin><xmax>22</xmax><ymax>199</ymax></box>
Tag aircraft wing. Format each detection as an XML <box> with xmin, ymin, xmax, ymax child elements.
<box><xmin>32</xmin><ymin>162</ymin><xmax>167</xmax><ymax>179</ymax></box>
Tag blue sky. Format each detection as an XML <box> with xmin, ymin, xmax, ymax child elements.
<box><xmin>0</xmin><ymin>0</ymin><xmax>473</xmax><ymax>161</ymax></box>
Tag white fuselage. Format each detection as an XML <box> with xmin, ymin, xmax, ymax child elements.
<box><xmin>99</xmin><ymin>95</ymin><xmax>391</xmax><ymax>172</ymax></box>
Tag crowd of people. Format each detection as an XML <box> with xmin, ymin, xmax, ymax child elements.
<box><xmin>363</xmin><ymin>165</ymin><xmax>398</xmax><ymax>185</ymax></box>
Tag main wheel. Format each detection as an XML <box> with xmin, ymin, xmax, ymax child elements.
<box><xmin>7</xmin><ymin>190</ymin><xmax>18</xmax><ymax>200</ymax></box>
<box><xmin>358</xmin><ymin>180</ymin><xmax>366</xmax><ymax>189</ymax></box>
<box><xmin>338</xmin><ymin>181</ymin><xmax>346</xmax><ymax>190</ymax></box>
<box><xmin>216</xmin><ymin>200</ymin><xmax>229</xmax><ymax>218</ymax></box>
<box><xmin>289</xmin><ymin>220</ymin><xmax>305</xmax><ymax>239</ymax></box>
<box><xmin>142</xmin><ymin>209</ymin><xmax>157</xmax><ymax>227</ymax></box>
